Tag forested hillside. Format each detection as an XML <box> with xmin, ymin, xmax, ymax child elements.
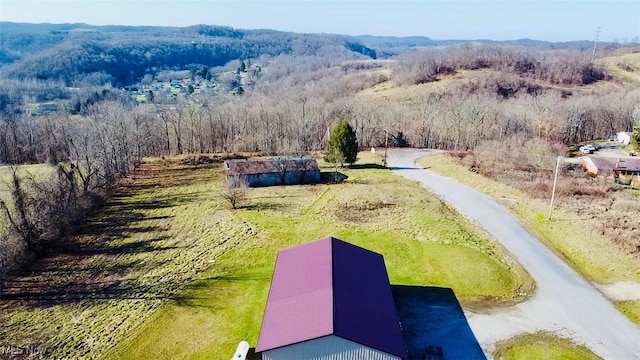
<box><xmin>0</xmin><ymin>22</ymin><xmax>377</xmax><ymax>86</ymax></box>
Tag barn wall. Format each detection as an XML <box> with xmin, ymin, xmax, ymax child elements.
<box><xmin>285</xmin><ymin>170</ymin><xmax>321</xmax><ymax>185</ymax></box>
<box><xmin>228</xmin><ymin>171</ymin><xmax>321</xmax><ymax>188</ymax></box>
<box><xmin>262</xmin><ymin>335</ymin><xmax>401</xmax><ymax>360</ymax></box>
<box><xmin>254</xmin><ymin>173</ymin><xmax>282</xmax><ymax>187</ymax></box>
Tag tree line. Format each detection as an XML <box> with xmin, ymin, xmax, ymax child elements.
<box><xmin>1</xmin><ymin>47</ymin><xmax>638</xmax><ymax>160</ymax></box>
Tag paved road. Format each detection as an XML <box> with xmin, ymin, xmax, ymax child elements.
<box><xmin>387</xmin><ymin>149</ymin><xmax>640</xmax><ymax>359</ymax></box>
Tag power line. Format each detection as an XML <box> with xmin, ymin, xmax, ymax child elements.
<box><xmin>591</xmin><ymin>26</ymin><xmax>601</xmax><ymax>63</ymax></box>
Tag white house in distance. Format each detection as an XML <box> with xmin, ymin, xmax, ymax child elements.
<box><xmin>617</xmin><ymin>132</ymin><xmax>632</xmax><ymax>146</ymax></box>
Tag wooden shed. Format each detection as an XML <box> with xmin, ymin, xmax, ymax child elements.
<box><xmin>224</xmin><ymin>157</ymin><xmax>320</xmax><ymax>187</ymax></box>
<box><xmin>256</xmin><ymin>237</ymin><xmax>408</xmax><ymax>360</ymax></box>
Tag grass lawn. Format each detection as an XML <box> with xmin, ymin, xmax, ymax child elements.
<box><xmin>494</xmin><ymin>332</ymin><xmax>601</xmax><ymax>360</ymax></box>
<box><xmin>616</xmin><ymin>301</ymin><xmax>640</xmax><ymax>325</ymax></box>
<box><xmin>417</xmin><ymin>154</ymin><xmax>640</xmax><ymax>284</ymax></box>
<box><xmin>1</xmin><ymin>153</ymin><xmax>532</xmax><ymax>359</ymax></box>
<box><xmin>108</xmin><ymin>152</ymin><xmax>531</xmax><ymax>359</ymax></box>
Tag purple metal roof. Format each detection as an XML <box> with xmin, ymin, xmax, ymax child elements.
<box><xmin>256</xmin><ymin>238</ymin><xmax>334</xmax><ymax>352</ymax></box>
<box><xmin>256</xmin><ymin>237</ymin><xmax>407</xmax><ymax>358</ymax></box>
<box><xmin>332</xmin><ymin>239</ymin><xmax>408</xmax><ymax>358</ymax></box>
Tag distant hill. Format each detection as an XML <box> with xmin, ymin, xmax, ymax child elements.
<box><xmin>354</xmin><ymin>35</ymin><xmax>629</xmax><ymax>57</ymax></box>
<box><xmin>353</xmin><ymin>35</ymin><xmax>440</xmax><ymax>47</ymax></box>
<box><xmin>0</xmin><ymin>22</ymin><xmax>634</xmax><ymax>86</ymax></box>
<box><xmin>0</xmin><ymin>22</ymin><xmax>377</xmax><ymax>86</ymax></box>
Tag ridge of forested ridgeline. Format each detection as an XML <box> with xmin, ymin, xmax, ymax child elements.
<box><xmin>0</xmin><ymin>22</ymin><xmax>639</xmax><ymax>281</ymax></box>
<box><xmin>0</xmin><ymin>22</ymin><xmax>378</xmax><ymax>85</ymax></box>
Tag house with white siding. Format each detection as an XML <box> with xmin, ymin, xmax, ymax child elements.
<box><xmin>617</xmin><ymin>132</ymin><xmax>632</xmax><ymax>146</ymax></box>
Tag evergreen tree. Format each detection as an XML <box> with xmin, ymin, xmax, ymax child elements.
<box><xmin>631</xmin><ymin>127</ymin><xmax>640</xmax><ymax>152</ymax></box>
<box><xmin>325</xmin><ymin>119</ymin><xmax>358</xmax><ymax>166</ymax></box>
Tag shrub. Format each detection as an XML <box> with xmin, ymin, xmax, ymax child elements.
<box><xmin>219</xmin><ymin>180</ymin><xmax>247</xmax><ymax>209</ymax></box>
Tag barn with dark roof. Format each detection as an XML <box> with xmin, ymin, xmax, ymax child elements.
<box><xmin>256</xmin><ymin>237</ymin><xmax>408</xmax><ymax>360</ymax></box>
<box><xmin>224</xmin><ymin>157</ymin><xmax>320</xmax><ymax>187</ymax></box>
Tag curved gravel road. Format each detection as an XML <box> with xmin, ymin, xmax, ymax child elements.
<box><xmin>387</xmin><ymin>148</ymin><xmax>640</xmax><ymax>359</ymax></box>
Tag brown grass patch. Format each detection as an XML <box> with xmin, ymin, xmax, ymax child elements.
<box><xmin>335</xmin><ymin>199</ymin><xmax>396</xmax><ymax>222</ymax></box>
<box><xmin>446</xmin><ymin>141</ymin><xmax>640</xmax><ymax>259</ymax></box>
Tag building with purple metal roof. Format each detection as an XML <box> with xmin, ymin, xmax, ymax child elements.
<box><xmin>256</xmin><ymin>237</ymin><xmax>408</xmax><ymax>360</ymax></box>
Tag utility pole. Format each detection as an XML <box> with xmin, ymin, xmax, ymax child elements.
<box><xmin>383</xmin><ymin>128</ymin><xmax>389</xmax><ymax>167</ymax></box>
<box><xmin>548</xmin><ymin>156</ymin><xmax>563</xmax><ymax>220</ymax></box>
<box><xmin>591</xmin><ymin>26</ymin><xmax>601</xmax><ymax>63</ymax></box>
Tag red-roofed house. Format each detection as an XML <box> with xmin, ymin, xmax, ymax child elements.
<box><xmin>256</xmin><ymin>237</ymin><xmax>408</xmax><ymax>360</ymax></box>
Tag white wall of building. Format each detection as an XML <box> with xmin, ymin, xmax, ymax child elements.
<box><xmin>617</xmin><ymin>132</ymin><xmax>631</xmax><ymax>145</ymax></box>
<box><xmin>261</xmin><ymin>335</ymin><xmax>401</xmax><ymax>360</ymax></box>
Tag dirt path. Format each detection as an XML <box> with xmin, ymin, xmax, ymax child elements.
<box><xmin>388</xmin><ymin>148</ymin><xmax>640</xmax><ymax>359</ymax></box>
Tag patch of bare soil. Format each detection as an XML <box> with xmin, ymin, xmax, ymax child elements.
<box><xmin>335</xmin><ymin>199</ymin><xmax>396</xmax><ymax>222</ymax></box>
<box><xmin>595</xmin><ymin>282</ymin><xmax>640</xmax><ymax>301</ymax></box>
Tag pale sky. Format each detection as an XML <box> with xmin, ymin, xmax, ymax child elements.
<box><xmin>1</xmin><ymin>0</ymin><xmax>638</xmax><ymax>42</ymax></box>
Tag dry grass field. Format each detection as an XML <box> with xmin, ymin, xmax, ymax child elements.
<box><xmin>351</xmin><ymin>50</ymin><xmax>640</xmax><ymax>111</ymax></box>
<box><xmin>0</xmin><ymin>164</ymin><xmax>54</xmax><ymax>203</ymax></box>
<box><xmin>0</xmin><ymin>152</ymin><xmax>533</xmax><ymax>359</ymax></box>
<box><xmin>598</xmin><ymin>52</ymin><xmax>640</xmax><ymax>83</ymax></box>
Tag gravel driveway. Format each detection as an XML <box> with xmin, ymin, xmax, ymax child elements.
<box><xmin>387</xmin><ymin>148</ymin><xmax>640</xmax><ymax>359</ymax></box>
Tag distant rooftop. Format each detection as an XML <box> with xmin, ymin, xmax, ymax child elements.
<box><xmin>585</xmin><ymin>156</ymin><xmax>640</xmax><ymax>172</ymax></box>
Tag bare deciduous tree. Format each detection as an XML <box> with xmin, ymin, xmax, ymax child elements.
<box><xmin>219</xmin><ymin>180</ymin><xmax>248</xmax><ymax>209</ymax></box>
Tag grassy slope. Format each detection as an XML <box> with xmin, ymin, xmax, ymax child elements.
<box><xmin>106</xmin><ymin>152</ymin><xmax>532</xmax><ymax>359</ymax></box>
<box><xmin>357</xmin><ymin>66</ymin><xmax>621</xmax><ymax>103</ymax></box>
<box><xmin>0</xmin><ymin>159</ymin><xmax>251</xmax><ymax>358</ymax></box>
<box><xmin>0</xmin><ymin>164</ymin><xmax>55</xmax><ymax>235</ymax></box>
<box><xmin>598</xmin><ymin>53</ymin><xmax>640</xmax><ymax>83</ymax></box>
<box><xmin>417</xmin><ymin>154</ymin><xmax>640</xmax><ymax>325</ymax></box>
<box><xmin>616</xmin><ymin>301</ymin><xmax>640</xmax><ymax>326</ymax></box>
<box><xmin>0</xmin><ymin>163</ymin><xmax>54</xmax><ymax>192</ymax></box>
<box><xmin>494</xmin><ymin>332</ymin><xmax>601</xmax><ymax>360</ymax></box>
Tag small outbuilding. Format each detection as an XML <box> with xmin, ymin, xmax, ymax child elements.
<box><xmin>581</xmin><ymin>156</ymin><xmax>640</xmax><ymax>187</ymax></box>
<box><xmin>256</xmin><ymin>237</ymin><xmax>408</xmax><ymax>360</ymax></box>
<box><xmin>224</xmin><ymin>157</ymin><xmax>320</xmax><ymax>187</ymax></box>
<box><xmin>616</xmin><ymin>132</ymin><xmax>633</xmax><ymax>146</ymax></box>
